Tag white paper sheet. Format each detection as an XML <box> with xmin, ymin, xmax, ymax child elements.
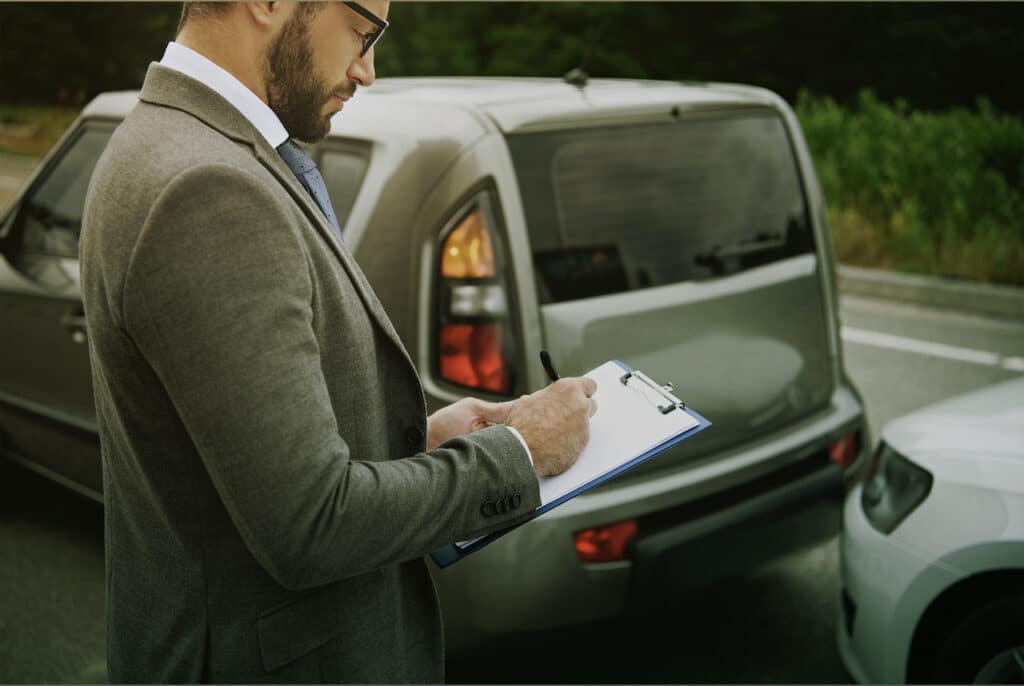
<box><xmin>455</xmin><ymin>360</ymin><xmax>700</xmax><ymax>550</ymax></box>
<box><xmin>537</xmin><ymin>360</ymin><xmax>699</xmax><ymax>506</ymax></box>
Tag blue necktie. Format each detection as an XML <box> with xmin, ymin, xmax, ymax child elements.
<box><xmin>276</xmin><ymin>139</ymin><xmax>343</xmax><ymax>240</ymax></box>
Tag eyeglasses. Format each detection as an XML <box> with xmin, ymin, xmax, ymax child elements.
<box><xmin>342</xmin><ymin>2</ymin><xmax>388</xmax><ymax>58</ymax></box>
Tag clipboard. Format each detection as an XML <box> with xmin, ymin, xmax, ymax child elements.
<box><xmin>430</xmin><ymin>359</ymin><xmax>711</xmax><ymax>568</ymax></box>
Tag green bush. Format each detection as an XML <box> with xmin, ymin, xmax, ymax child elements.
<box><xmin>796</xmin><ymin>90</ymin><xmax>1024</xmax><ymax>286</ymax></box>
<box><xmin>0</xmin><ymin>105</ymin><xmax>79</xmax><ymax>157</ymax></box>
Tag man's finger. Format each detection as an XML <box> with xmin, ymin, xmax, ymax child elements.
<box><xmin>580</xmin><ymin>377</ymin><xmax>598</xmax><ymax>397</ymax></box>
<box><xmin>589</xmin><ymin>397</ymin><xmax>598</xmax><ymax>417</ymax></box>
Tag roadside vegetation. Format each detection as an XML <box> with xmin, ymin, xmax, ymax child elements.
<box><xmin>0</xmin><ymin>105</ymin><xmax>79</xmax><ymax>157</ymax></box>
<box><xmin>797</xmin><ymin>90</ymin><xmax>1024</xmax><ymax>286</ymax></box>
<box><xmin>2</xmin><ymin>94</ymin><xmax>1022</xmax><ymax>287</ymax></box>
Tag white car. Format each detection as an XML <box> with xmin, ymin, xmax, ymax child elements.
<box><xmin>838</xmin><ymin>376</ymin><xmax>1024</xmax><ymax>683</ymax></box>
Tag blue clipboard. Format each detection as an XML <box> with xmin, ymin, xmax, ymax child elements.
<box><xmin>430</xmin><ymin>359</ymin><xmax>711</xmax><ymax>568</ymax></box>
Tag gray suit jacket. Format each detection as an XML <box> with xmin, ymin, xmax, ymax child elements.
<box><xmin>80</xmin><ymin>64</ymin><xmax>541</xmax><ymax>684</ymax></box>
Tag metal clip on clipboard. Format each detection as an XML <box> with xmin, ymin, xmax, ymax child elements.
<box><xmin>619</xmin><ymin>369</ymin><xmax>686</xmax><ymax>415</ymax></box>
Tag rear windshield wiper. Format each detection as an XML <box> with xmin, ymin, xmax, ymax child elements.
<box><xmin>693</xmin><ymin>234</ymin><xmax>785</xmax><ymax>275</ymax></box>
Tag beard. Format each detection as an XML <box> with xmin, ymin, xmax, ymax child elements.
<box><xmin>264</xmin><ymin>5</ymin><xmax>350</xmax><ymax>143</ymax></box>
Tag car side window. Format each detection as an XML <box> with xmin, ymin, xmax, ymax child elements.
<box><xmin>317</xmin><ymin>140</ymin><xmax>371</xmax><ymax>233</ymax></box>
<box><xmin>17</xmin><ymin>125</ymin><xmax>113</xmax><ymax>260</ymax></box>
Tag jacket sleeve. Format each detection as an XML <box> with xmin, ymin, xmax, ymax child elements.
<box><xmin>122</xmin><ymin>163</ymin><xmax>541</xmax><ymax>590</ymax></box>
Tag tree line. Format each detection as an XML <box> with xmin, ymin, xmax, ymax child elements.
<box><xmin>1</xmin><ymin>2</ymin><xmax>1021</xmax><ymax>114</ymax></box>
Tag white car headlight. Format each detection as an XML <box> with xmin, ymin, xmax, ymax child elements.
<box><xmin>861</xmin><ymin>442</ymin><xmax>933</xmax><ymax>534</ymax></box>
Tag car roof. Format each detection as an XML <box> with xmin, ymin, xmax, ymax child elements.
<box><xmin>359</xmin><ymin>77</ymin><xmax>776</xmax><ymax>133</ymax></box>
<box><xmin>81</xmin><ymin>76</ymin><xmax>780</xmax><ymax>141</ymax></box>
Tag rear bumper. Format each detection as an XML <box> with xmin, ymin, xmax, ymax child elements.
<box><xmin>432</xmin><ymin>386</ymin><xmax>864</xmax><ymax>651</ymax></box>
<box><xmin>838</xmin><ymin>483</ymin><xmax>909</xmax><ymax>684</ymax></box>
<box><xmin>836</xmin><ymin>482</ymin><xmax>954</xmax><ymax>684</ymax></box>
<box><xmin>837</xmin><ymin>589</ymin><xmax>871</xmax><ymax>684</ymax></box>
<box><xmin>627</xmin><ymin>459</ymin><xmax>843</xmax><ymax>614</ymax></box>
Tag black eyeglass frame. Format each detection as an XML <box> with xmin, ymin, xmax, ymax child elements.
<box><xmin>342</xmin><ymin>1</ymin><xmax>388</xmax><ymax>57</ymax></box>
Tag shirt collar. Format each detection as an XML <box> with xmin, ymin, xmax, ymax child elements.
<box><xmin>158</xmin><ymin>41</ymin><xmax>290</xmax><ymax>149</ymax></box>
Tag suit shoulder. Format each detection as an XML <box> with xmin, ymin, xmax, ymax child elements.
<box><xmin>101</xmin><ymin>102</ymin><xmax>261</xmax><ymax>185</ymax></box>
<box><xmin>84</xmin><ymin>101</ymin><xmax>277</xmax><ymax>250</ymax></box>
<box><xmin>81</xmin><ymin>101</ymin><xmax>292</xmax><ymax>324</ymax></box>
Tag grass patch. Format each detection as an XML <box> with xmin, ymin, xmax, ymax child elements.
<box><xmin>829</xmin><ymin>206</ymin><xmax>1024</xmax><ymax>285</ymax></box>
<box><xmin>0</xmin><ymin>105</ymin><xmax>80</xmax><ymax>157</ymax></box>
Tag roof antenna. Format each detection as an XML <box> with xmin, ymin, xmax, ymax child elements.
<box><xmin>563</xmin><ymin>13</ymin><xmax>612</xmax><ymax>89</ymax></box>
<box><xmin>563</xmin><ymin>67</ymin><xmax>589</xmax><ymax>88</ymax></box>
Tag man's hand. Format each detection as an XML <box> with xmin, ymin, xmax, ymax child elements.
<box><xmin>426</xmin><ymin>397</ymin><xmax>518</xmax><ymax>451</ymax></box>
<box><xmin>505</xmin><ymin>378</ymin><xmax>598</xmax><ymax>478</ymax></box>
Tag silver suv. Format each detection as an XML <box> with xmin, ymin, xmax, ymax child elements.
<box><xmin>0</xmin><ymin>75</ymin><xmax>867</xmax><ymax>650</ymax></box>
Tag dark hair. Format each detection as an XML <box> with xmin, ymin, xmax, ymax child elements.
<box><xmin>177</xmin><ymin>2</ymin><xmax>232</xmax><ymax>35</ymax></box>
<box><xmin>177</xmin><ymin>2</ymin><xmax>324</xmax><ymax>35</ymax></box>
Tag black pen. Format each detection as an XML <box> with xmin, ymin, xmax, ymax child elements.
<box><xmin>539</xmin><ymin>349</ymin><xmax>560</xmax><ymax>382</ymax></box>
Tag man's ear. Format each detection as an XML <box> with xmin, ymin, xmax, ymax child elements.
<box><xmin>243</xmin><ymin>1</ymin><xmax>292</xmax><ymax>31</ymax></box>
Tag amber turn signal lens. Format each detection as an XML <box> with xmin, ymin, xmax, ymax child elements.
<box><xmin>574</xmin><ymin>519</ymin><xmax>639</xmax><ymax>563</ymax></box>
<box><xmin>441</xmin><ymin>208</ymin><xmax>496</xmax><ymax>279</ymax></box>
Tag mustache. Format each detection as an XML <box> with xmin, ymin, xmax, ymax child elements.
<box><xmin>331</xmin><ymin>82</ymin><xmax>358</xmax><ymax>100</ymax></box>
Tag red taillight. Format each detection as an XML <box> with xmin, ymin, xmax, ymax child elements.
<box><xmin>439</xmin><ymin>323</ymin><xmax>510</xmax><ymax>393</ymax></box>
<box><xmin>437</xmin><ymin>198</ymin><xmax>515</xmax><ymax>395</ymax></box>
<box><xmin>829</xmin><ymin>432</ymin><xmax>860</xmax><ymax>469</ymax></box>
<box><xmin>574</xmin><ymin>519</ymin><xmax>639</xmax><ymax>563</ymax></box>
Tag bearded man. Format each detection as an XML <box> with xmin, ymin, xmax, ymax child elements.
<box><xmin>79</xmin><ymin>2</ymin><xmax>597</xmax><ymax>682</ymax></box>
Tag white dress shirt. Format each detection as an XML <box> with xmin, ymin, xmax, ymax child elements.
<box><xmin>157</xmin><ymin>42</ymin><xmax>534</xmax><ymax>467</ymax></box>
<box><xmin>160</xmin><ymin>41</ymin><xmax>289</xmax><ymax>148</ymax></box>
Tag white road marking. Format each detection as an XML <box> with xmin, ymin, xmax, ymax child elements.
<box><xmin>841</xmin><ymin>326</ymin><xmax>1024</xmax><ymax>372</ymax></box>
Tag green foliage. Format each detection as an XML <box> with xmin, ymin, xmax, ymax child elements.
<box><xmin>797</xmin><ymin>91</ymin><xmax>1024</xmax><ymax>286</ymax></box>
<box><xmin>375</xmin><ymin>3</ymin><xmax>645</xmax><ymax>79</ymax></box>
<box><xmin>1</xmin><ymin>3</ymin><xmax>1021</xmax><ymax>284</ymax></box>
<box><xmin>0</xmin><ymin>3</ymin><xmax>181</xmax><ymax>106</ymax></box>
<box><xmin>0</xmin><ymin>105</ymin><xmax>79</xmax><ymax>157</ymax></box>
<box><xmin>373</xmin><ymin>3</ymin><xmax>1024</xmax><ymax>115</ymax></box>
<box><xmin>3</xmin><ymin>3</ymin><xmax>1024</xmax><ymax>115</ymax></box>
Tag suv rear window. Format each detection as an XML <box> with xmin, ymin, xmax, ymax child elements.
<box><xmin>507</xmin><ymin>110</ymin><xmax>816</xmax><ymax>304</ymax></box>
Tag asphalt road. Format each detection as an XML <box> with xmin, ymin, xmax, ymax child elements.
<box><xmin>2</xmin><ymin>292</ymin><xmax>1021</xmax><ymax>684</ymax></box>
<box><xmin>0</xmin><ymin>463</ymin><xmax>105</xmax><ymax>684</ymax></box>
<box><xmin>840</xmin><ymin>294</ymin><xmax>1024</xmax><ymax>442</ymax></box>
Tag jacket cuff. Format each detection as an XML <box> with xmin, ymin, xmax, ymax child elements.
<box><xmin>502</xmin><ymin>425</ymin><xmax>533</xmax><ymax>467</ymax></box>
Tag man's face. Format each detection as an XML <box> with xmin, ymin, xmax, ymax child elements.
<box><xmin>264</xmin><ymin>1</ymin><xmax>388</xmax><ymax>143</ymax></box>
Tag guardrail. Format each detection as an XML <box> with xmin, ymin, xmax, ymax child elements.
<box><xmin>838</xmin><ymin>265</ymin><xmax>1024</xmax><ymax>322</ymax></box>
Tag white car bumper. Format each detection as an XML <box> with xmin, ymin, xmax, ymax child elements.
<box><xmin>838</xmin><ymin>482</ymin><xmax>946</xmax><ymax>683</ymax></box>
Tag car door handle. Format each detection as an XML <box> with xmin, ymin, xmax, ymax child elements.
<box><xmin>60</xmin><ymin>311</ymin><xmax>88</xmax><ymax>344</ymax></box>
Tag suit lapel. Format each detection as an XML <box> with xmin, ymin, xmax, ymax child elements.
<box><xmin>252</xmin><ymin>140</ymin><xmax>345</xmax><ymax>259</ymax></box>
<box><xmin>252</xmin><ymin>140</ymin><xmax>412</xmax><ymax>358</ymax></box>
<box><xmin>137</xmin><ymin>63</ymin><xmax>413</xmax><ymax>364</ymax></box>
